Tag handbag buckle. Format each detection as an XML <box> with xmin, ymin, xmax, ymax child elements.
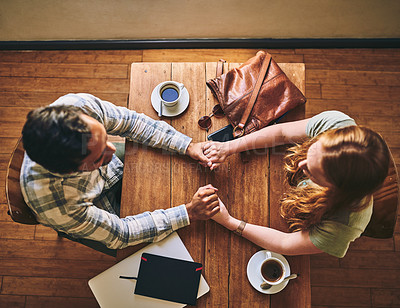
<box><xmin>233</xmin><ymin>125</ymin><xmax>245</xmax><ymax>138</ymax></box>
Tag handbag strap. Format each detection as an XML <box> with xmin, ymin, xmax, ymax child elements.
<box><xmin>232</xmin><ymin>53</ymin><xmax>272</xmax><ymax>138</ymax></box>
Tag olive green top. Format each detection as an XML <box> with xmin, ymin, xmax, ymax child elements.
<box><xmin>305</xmin><ymin>111</ymin><xmax>373</xmax><ymax>258</ymax></box>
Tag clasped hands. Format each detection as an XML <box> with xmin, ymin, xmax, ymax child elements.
<box><xmin>185</xmin><ymin>185</ymin><xmax>230</xmax><ymax>225</ymax></box>
<box><xmin>186</xmin><ymin>141</ymin><xmax>229</xmax><ymax>171</ymax></box>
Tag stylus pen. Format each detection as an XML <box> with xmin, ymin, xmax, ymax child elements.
<box><xmin>119</xmin><ymin>276</ymin><xmax>138</xmax><ymax>280</ymax></box>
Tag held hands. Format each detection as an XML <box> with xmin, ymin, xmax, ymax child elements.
<box><xmin>185</xmin><ymin>186</ymin><xmax>236</xmax><ymax>231</ymax></box>
<box><xmin>186</xmin><ymin>141</ymin><xmax>230</xmax><ymax>170</ymax></box>
<box><xmin>186</xmin><ymin>184</ymin><xmax>220</xmax><ymax>221</ymax></box>
<box><xmin>186</xmin><ymin>142</ymin><xmax>212</xmax><ymax>168</ymax></box>
<box><xmin>202</xmin><ymin>141</ymin><xmax>230</xmax><ymax>170</ymax></box>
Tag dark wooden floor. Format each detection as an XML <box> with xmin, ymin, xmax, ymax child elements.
<box><xmin>0</xmin><ymin>49</ymin><xmax>399</xmax><ymax>307</ymax></box>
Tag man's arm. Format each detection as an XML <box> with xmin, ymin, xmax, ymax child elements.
<box><xmin>40</xmin><ymin>184</ymin><xmax>219</xmax><ymax>250</ymax></box>
<box><xmin>56</xmin><ymin>93</ymin><xmax>211</xmax><ymax>166</ymax></box>
<box><xmin>53</xmin><ymin>93</ymin><xmax>192</xmax><ymax>155</ymax></box>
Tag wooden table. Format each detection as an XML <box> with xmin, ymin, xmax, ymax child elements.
<box><xmin>118</xmin><ymin>61</ymin><xmax>310</xmax><ymax>307</ymax></box>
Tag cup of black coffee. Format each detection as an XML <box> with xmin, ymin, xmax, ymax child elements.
<box><xmin>158</xmin><ymin>81</ymin><xmax>185</xmax><ymax>107</ymax></box>
<box><xmin>259</xmin><ymin>251</ymin><xmax>286</xmax><ymax>286</ymax></box>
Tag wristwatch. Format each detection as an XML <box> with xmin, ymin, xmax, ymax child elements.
<box><xmin>233</xmin><ymin>220</ymin><xmax>246</xmax><ymax>236</ymax></box>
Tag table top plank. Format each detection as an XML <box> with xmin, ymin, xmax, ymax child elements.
<box><xmin>203</xmin><ymin>62</ymin><xmax>232</xmax><ymax>307</ymax></box>
<box><xmin>279</xmin><ymin>63</ymin><xmax>306</xmax><ymax>96</ymax></box>
<box><xmin>165</xmin><ymin>63</ymin><xmax>209</xmax><ymax>307</ymax></box>
<box><xmin>169</xmin><ymin>63</ymin><xmax>207</xmax><ymax>261</ymax></box>
<box><xmin>210</xmin><ymin>63</ymin><xmax>270</xmax><ymax>306</ymax></box>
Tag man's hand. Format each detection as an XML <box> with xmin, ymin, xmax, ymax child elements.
<box><xmin>186</xmin><ymin>184</ymin><xmax>220</xmax><ymax>221</ymax></box>
<box><xmin>186</xmin><ymin>142</ymin><xmax>212</xmax><ymax>168</ymax></box>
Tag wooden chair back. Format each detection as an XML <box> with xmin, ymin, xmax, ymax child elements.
<box><xmin>362</xmin><ymin>149</ymin><xmax>399</xmax><ymax>238</ymax></box>
<box><xmin>5</xmin><ymin>138</ymin><xmax>39</xmax><ymax>225</ymax></box>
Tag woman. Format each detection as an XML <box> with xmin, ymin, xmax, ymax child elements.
<box><xmin>203</xmin><ymin>111</ymin><xmax>390</xmax><ymax>258</ymax></box>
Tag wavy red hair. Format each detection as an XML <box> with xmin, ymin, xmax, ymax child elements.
<box><xmin>280</xmin><ymin>125</ymin><xmax>390</xmax><ymax>232</ymax></box>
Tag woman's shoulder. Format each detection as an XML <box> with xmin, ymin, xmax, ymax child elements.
<box><xmin>306</xmin><ymin>110</ymin><xmax>357</xmax><ymax>138</ymax></box>
<box><xmin>323</xmin><ymin>195</ymin><xmax>373</xmax><ymax>226</ymax></box>
<box><xmin>309</xmin><ymin>196</ymin><xmax>373</xmax><ymax>258</ymax></box>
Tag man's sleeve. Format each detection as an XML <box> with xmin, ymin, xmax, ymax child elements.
<box><xmin>52</xmin><ymin>93</ymin><xmax>192</xmax><ymax>155</ymax></box>
<box><xmin>55</xmin><ymin>202</ymin><xmax>190</xmax><ymax>249</ymax></box>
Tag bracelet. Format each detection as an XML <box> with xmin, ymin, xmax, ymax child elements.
<box><xmin>233</xmin><ymin>220</ymin><xmax>246</xmax><ymax>236</ymax></box>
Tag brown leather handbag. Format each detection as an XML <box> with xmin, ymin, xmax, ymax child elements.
<box><xmin>206</xmin><ymin>51</ymin><xmax>307</xmax><ymax>138</ymax></box>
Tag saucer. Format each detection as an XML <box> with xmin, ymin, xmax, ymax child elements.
<box><xmin>151</xmin><ymin>83</ymin><xmax>190</xmax><ymax>117</ymax></box>
<box><xmin>247</xmin><ymin>250</ymin><xmax>291</xmax><ymax>295</ymax></box>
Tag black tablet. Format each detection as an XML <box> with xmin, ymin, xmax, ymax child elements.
<box><xmin>134</xmin><ymin>253</ymin><xmax>202</xmax><ymax>305</ymax></box>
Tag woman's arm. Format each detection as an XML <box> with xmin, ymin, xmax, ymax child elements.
<box><xmin>242</xmin><ymin>224</ymin><xmax>322</xmax><ymax>256</ymax></box>
<box><xmin>204</xmin><ymin>118</ymin><xmax>310</xmax><ymax>170</ymax></box>
<box><xmin>213</xmin><ymin>198</ymin><xmax>322</xmax><ymax>256</ymax></box>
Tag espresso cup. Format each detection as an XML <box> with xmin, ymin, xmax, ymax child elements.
<box><xmin>259</xmin><ymin>251</ymin><xmax>286</xmax><ymax>286</ymax></box>
<box><xmin>158</xmin><ymin>81</ymin><xmax>185</xmax><ymax>107</ymax></box>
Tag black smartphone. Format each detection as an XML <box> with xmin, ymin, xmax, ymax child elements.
<box><xmin>207</xmin><ymin>124</ymin><xmax>234</xmax><ymax>142</ymax></box>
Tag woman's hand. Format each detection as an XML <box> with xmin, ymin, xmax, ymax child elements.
<box><xmin>203</xmin><ymin>141</ymin><xmax>230</xmax><ymax>170</ymax></box>
<box><xmin>211</xmin><ymin>198</ymin><xmax>233</xmax><ymax>227</ymax></box>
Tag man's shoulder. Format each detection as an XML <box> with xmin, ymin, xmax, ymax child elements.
<box><xmin>21</xmin><ymin>154</ymin><xmax>55</xmax><ymax>192</ymax></box>
<box><xmin>51</xmin><ymin>93</ymin><xmax>90</xmax><ymax>108</ymax></box>
<box><xmin>21</xmin><ymin>154</ymin><xmax>87</xmax><ymax>205</ymax></box>
<box><xmin>50</xmin><ymin>93</ymin><xmax>109</xmax><ymax>123</ymax></box>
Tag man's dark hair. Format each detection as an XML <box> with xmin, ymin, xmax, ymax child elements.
<box><xmin>22</xmin><ymin>105</ymin><xmax>92</xmax><ymax>173</ymax></box>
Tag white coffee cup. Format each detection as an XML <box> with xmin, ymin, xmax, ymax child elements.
<box><xmin>158</xmin><ymin>81</ymin><xmax>185</xmax><ymax>107</ymax></box>
<box><xmin>259</xmin><ymin>251</ymin><xmax>286</xmax><ymax>286</ymax></box>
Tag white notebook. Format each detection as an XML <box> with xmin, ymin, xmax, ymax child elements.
<box><xmin>88</xmin><ymin>232</ymin><xmax>210</xmax><ymax>308</ymax></box>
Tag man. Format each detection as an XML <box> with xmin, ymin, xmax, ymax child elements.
<box><xmin>21</xmin><ymin>93</ymin><xmax>219</xmax><ymax>255</ymax></box>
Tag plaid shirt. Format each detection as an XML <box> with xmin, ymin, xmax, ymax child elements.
<box><xmin>21</xmin><ymin>93</ymin><xmax>191</xmax><ymax>249</ymax></box>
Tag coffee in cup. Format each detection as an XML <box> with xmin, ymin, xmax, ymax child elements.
<box><xmin>158</xmin><ymin>81</ymin><xmax>185</xmax><ymax>107</ymax></box>
<box><xmin>259</xmin><ymin>251</ymin><xmax>286</xmax><ymax>286</ymax></box>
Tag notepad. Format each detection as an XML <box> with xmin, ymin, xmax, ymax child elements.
<box><xmin>134</xmin><ymin>253</ymin><xmax>202</xmax><ymax>305</ymax></box>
